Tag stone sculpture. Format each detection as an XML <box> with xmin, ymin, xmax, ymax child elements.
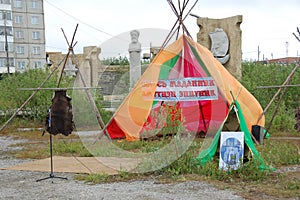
<box><xmin>128</xmin><ymin>30</ymin><xmax>141</xmax><ymax>88</ymax></box>
<box><xmin>209</xmin><ymin>28</ymin><xmax>230</xmax><ymax>64</ymax></box>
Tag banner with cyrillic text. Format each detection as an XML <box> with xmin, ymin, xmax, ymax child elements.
<box><xmin>142</xmin><ymin>77</ymin><xmax>218</xmax><ymax>101</ymax></box>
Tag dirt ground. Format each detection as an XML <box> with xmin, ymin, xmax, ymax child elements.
<box><xmin>0</xmin><ymin>135</ymin><xmax>245</xmax><ymax>200</ymax></box>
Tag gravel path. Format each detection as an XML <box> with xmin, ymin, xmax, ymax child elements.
<box><xmin>0</xmin><ymin>135</ymin><xmax>244</xmax><ymax>200</ymax></box>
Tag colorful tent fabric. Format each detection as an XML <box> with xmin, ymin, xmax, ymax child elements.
<box><xmin>106</xmin><ymin>34</ymin><xmax>265</xmax><ymax>141</ymax></box>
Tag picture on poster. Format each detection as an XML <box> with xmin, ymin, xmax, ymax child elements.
<box><xmin>219</xmin><ymin>132</ymin><xmax>244</xmax><ymax>170</ymax></box>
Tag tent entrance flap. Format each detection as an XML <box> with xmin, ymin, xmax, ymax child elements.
<box><xmin>196</xmin><ymin>101</ymin><xmax>268</xmax><ymax>170</ymax></box>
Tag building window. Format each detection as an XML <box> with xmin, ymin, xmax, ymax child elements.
<box><xmin>32</xmin><ymin>31</ymin><xmax>40</xmax><ymax>40</ymax></box>
<box><xmin>15</xmin><ymin>15</ymin><xmax>23</xmax><ymax>24</ymax></box>
<box><xmin>31</xmin><ymin>16</ymin><xmax>39</xmax><ymax>25</ymax></box>
<box><xmin>17</xmin><ymin>61</ymin><xmax>26</xmax><ymax>70</ymax></box>
<box><xmin>1</xmin><ymin>42</ymin><xmax>14</xmax><ymax>52</ymax></box>
<box><xmin>15</xmin><ymin>30</ymin><xmax>24</xmax><ymax>39</ymax></box>
<box><xmin>33</xmin><ymin>46</ymin><xmax>40</xmax><ymax>55</ymax></box>
<box><xmin>0</xmin><ymin>26</ymin><xmax>13</xmax><ymax>36</ymax></box>
<box><xmin>0</xmin><ymin>58</ymin><xmax>14</xmax><ymax>67</ymax></box>
<box><xmin>0</xmin><ymin>11</ymin><xmax>12</xmax><ymax>20</ymax></box>
<box><xmin>1</xmin><ymin>0</ymin><xmax>11</xmax><ymax>4</ymax></box>
<box><xmin>14</xmin><ymin>0</ymin><xmax>22</xmax><ymax>8</ymax></box>
<box><xmin>30</xmin><ymin>0</ymin><xmax>38</xmax><ymax>9</ymax></box>
<box><xmin>0</xmin><ymin>42</ymin><xmax>4</xmax><ymax>51</ymax></box>
<box><xmin>0</xmin><ymin>42</ymin><xmax>6</xmax><ymax>51</ymax></box>
<box><xmin>4</xmin><ymin>11</ymin><xmax>12</xmax><ymax>20</ymax></box>
<box><xmin>0</xmin><ymin>58</ymin><xmax>5</xmax><ymax>67</ymax></box>
<box><xmin>34</xmin><ymin>61</ymin><xmax>41</xmax><ymax>68</ymax></box>
<box><xmin>16</xmin><ymin>46</ymin><xmax>25</xmax><ymax>54</ymax></box>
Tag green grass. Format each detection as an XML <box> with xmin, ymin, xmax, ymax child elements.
<box><xmin>258</xmin><ymin>140</ymin><xmax>300</xmax><ymax>166</ymax></box>
<box><xmin>3</xmin><ymin>128</ymin><xmax>300</xmax><ymax>199</ymax></box>
<box><xmin>53</xmin><ymin>141</ymin><xmax>93</xmax><ymax>157</ymax></box>
<box><xmin>74</xmin><ymin>137</ymin><xmax>299</xmax><ymax>199</ymax></box>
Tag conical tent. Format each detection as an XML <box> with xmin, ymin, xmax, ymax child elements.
<box><xmin>106</xmin><ymin>35</ymin><xmax>265</xmax><ymax>140</ymax></box>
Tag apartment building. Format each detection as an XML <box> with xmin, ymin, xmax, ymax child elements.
<box><xmin>0</xmin><ymin>0</ymin><xmax>45</xmax><ymax>74</ymax></box>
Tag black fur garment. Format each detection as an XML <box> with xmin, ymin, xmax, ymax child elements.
<box><xmin>45</xmin><ymin>90</ymin><xmax>74</xmax><ymax>136</ymax></box>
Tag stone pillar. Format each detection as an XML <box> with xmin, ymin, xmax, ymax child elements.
<box><xmin>128</xmin><ymin>30</ymin><xmax>141</xmax><ymax>88</ymax></box>
<box><xmin>80</xmin><ymin>46</ymin><xmax>102</xmax><ymax>87</ymax></box>
<box><xmin>197</xmin><ymin>15</ymin><xmax>243</xmax><ymax>79</ymax></box>
<box><xmin>80</xmin><ymin>57</ymin><xmax>92</xmax><ymax>87</ymax></box>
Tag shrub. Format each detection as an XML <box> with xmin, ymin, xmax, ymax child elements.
<box><xmin>0</xmin><ymin>69</ymin><xmax>112</xmax><ymax>127</ymax></box>
<box><xmin>241</xmin><ymin>62</ymin><xmax>300</xmax><ymax>133</ymax></box>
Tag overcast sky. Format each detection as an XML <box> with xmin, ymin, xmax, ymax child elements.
<box><xmin>43</xmin><ymin>0</ymin><xmax>300</xmax><ymax>61</ymax></box>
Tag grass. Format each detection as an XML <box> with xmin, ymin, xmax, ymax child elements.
<box><xmin>2</xmin><ymin>127</ymin><xmax>91</xmax><ymax>159</ymax></box>
<box><xmin>1</xmin><ymin>125</ymin><xmax>299</xmax><ymax>199</ymax></box>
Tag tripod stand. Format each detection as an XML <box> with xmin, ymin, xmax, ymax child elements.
<box><xmin>36</xmin><ymin>109</ymin><xmax>67</xmax><ymax>183</ymax></box>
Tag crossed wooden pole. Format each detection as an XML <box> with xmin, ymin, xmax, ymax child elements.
<box><xmin>256</xmin><ymin>27</ymin><xmax>300</xmax><ymax>130</ymax></box>
<box><xmin>0</xmin><ymin>24</ymin><xmax>110</xmax><ymax>140</ymax></box>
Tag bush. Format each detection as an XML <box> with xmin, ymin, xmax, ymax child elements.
<box><xmin>0</xmin><ymin>69</ymin><xmax>63</xmax><ymax>123</ymax></box>
<box><xmin>0</xmin><ymin>69</ymin><xmax>112</xmax><ymax>127</ymax></box>
<box><xmin>241</xmin><ymin>62</ymin><xmax>300</xmax><ymax>133</ymax></box>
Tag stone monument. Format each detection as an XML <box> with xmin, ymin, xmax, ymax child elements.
<box><xmin>197</xmin><ymin>15</ymin><xmax>243</xmax><ymax>78</ymax></box>
<box><xmin>80</xmin><ymin>46</ymin><xmax>102</xmax><ymax>87</ymax></box>
<box><xmin>128</xmin><ymin>30</ymin><xmax>141</xmax><ymax>88</ymax></box>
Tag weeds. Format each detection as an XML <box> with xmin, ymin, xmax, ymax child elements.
<box><xmin>258</xmin><ymin>140</ymin><xmax>300</xmax><ymax>166</ymax></box>
<box><xmin>53</xmin><ymin>141</ymin><xmax>92</xmax><ymax>157</ymax></box>
<box><xmin>76</xmin><ymin>173</ymin><xmax>110</xmax><ymax>184</ymax></box>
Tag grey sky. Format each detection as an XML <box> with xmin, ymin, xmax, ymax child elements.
<box><xmin>44</xmin><ymin>0</ymin><xmax>300</xmax><ymax>60</ymax></box>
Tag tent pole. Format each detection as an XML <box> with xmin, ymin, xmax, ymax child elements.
<box><xmin>230</xmin><ymin>91</ymin><xmax>259</xmax><ymax>145</ymax></box>
<box><xmin>198</xmin><ymin>101</ymin><xmax>207</xmax><ymax>132</ymax></box>
<box><xmin>77</xmin><ymin>69</ymin><xmax>109</xmax><ymax>135</ymax></box>
<box><xmin>265</xmin><ymin>83</ymin><xmax>289</xmax><ymax>131</ymax></box>
<box><xmin>257</xmin><ymin>84</ymin><xmax>300</xmax><ymax>89</ymax></box>
<box><xmin>0</xmin><ymin>60</ymin><xmax>65</xmax><ymax>133</ymax></box>
<box><xmin>57</xmin><ymin>25</ymin><xmax>78</xmax><ymax>88</ymax></box>
<box><xmin>62</xmin><ymin>26</ymin><xmax>110</xmax><ymax>140</ymax></box>
<box><xmin>0</xmin><ymin>24</ymin><xmax>80</xmax><ymax>133</ymax></box>
<box><xmin>256</xmin><ymin>63</ymin><xmax>299</xmax><ymax>124</ymax></box>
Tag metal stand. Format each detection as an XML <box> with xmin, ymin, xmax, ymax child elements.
<box><xmin>36</xmin><ymin>109</ymin><xmax>67</xmax><ymax>183</ymax></box>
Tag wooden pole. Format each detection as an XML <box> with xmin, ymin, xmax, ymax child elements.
<box><xmin>256</xmin><ymin>63</ymin><xmax>299</xmax><ymax>124</ymax></box>
<box><xmin>0</xmin><ymin>24</ymin><xmax>78</xmax><ymax>133</ymax></box>
<box><xmin>57</xmin><ymin>24</ymin><xmax>78</xmax><ymax>88</ymax></box>
<box><xmin>266</xmin><ymin>86</ymin><xmax>289</xmax><ymax>131</ymax></box>
<box><xmin>61</xmin><ymin>26</ymin><xmax>110</xmax><ymax>140</ymax></box>
<box><xmin>76</xmin><ymin>69</ymin><xmax>107</xmax><ymax>131</ymax></box>
<box><xmin>257</xmin><ymin>84</ymin><xmax>300</xmax><ymax>89</ymax></box>
<box><xmin>230</xmin><ymin>90</ymin><xmax>259</xmax><ymax>145</ymax></box>
<box><xmin>0</xmin><ymin>66</ymin><xmax>60</xmax><ymax>132</ymax></box>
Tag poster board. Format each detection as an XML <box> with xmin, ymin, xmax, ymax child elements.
<box><xmin>219</xmin><ymin>131</ymin><xmax>244</xmax><ymax>170</ymax></box>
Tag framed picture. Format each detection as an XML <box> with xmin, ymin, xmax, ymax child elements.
<box><xmin>219</xmin><ymin>131</ymin><xmax>244</xmax><ymax>170</ymax></box>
